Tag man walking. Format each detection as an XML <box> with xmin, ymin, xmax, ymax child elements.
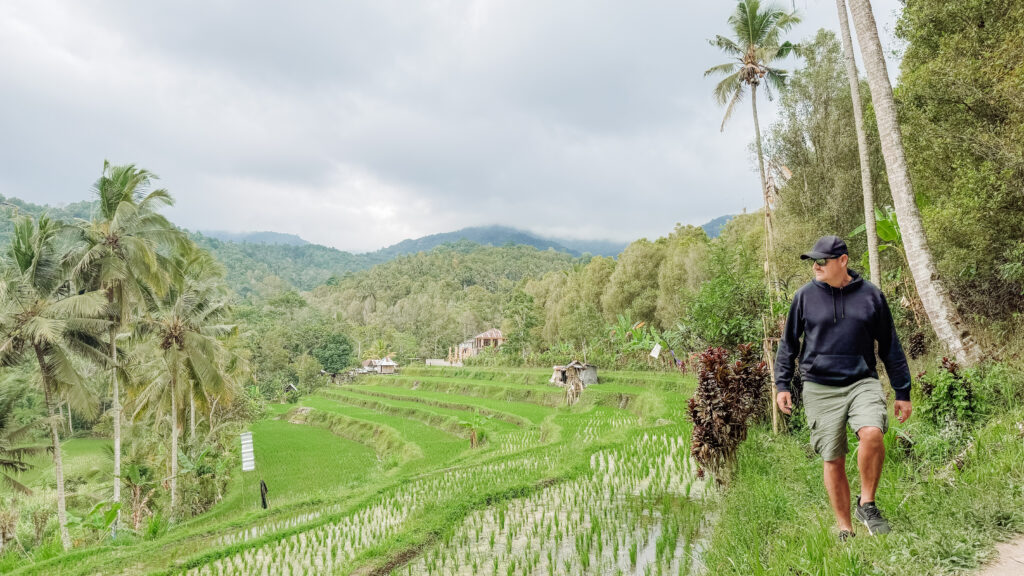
<box><xmin>775</xmin><ymin>235</ymin><xmax>912</xmax><ymax>540</ymax></box>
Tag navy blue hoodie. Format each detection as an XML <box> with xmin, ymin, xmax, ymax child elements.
<box><xmin>774</xmin><ymin>270</ymin><xmax>911</xmax><ymax>401</ymax></box>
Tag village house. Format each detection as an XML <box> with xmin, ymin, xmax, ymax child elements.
<box><xmin>449</xmin><ymin>328</ymin><xmax>504</xmax><ymax>363</ymax></box>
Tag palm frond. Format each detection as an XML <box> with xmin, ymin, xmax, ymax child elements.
<box><xmin>24</xmin><ymin>316</ymin><xmax>66</xmax><ymax>347</ymax></box>
<box><xmin>40</xmin><ymin>343</ymin><xmax>87</xmax><ymax>394</ymax></box>
<box><xmin>47</xmin><ymin>290</ymin><xmax>108</xmax><ymax>321</ymax></box>
<box><xmin>704</xmin><ymin>62</ymin><xmax>739</xmax><ymax>78</ymax></box>
<box><xmin>708</xmin><ymin>35</ymin><xmax>743</xmax><ymax>56</ymax></box>
<box><xmin>712</xmin><ymin>71</ymin><xmax>744</xmax><ymax>107</ymax></box>
<box><xmin>720</xmin><ymin>84</ymin><xmax>745</xmax><ymax>131</ymax></box>
<box><xmin>1</xmin><ymin>473</ymin><xmax>34</xmax><ymax>494</ymax></box>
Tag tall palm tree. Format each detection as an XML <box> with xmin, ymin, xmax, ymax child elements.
<box><xmin>846</xmin><ymin>0</ymin><xmax>981</xmax><ymax>363</ymax></box>
<box><xmin>71</xmin><ymin>161</ymin><xmax>183</xmax><ymax>536</ymax></box>
<box><xmin>835</xmin><ymin>0</ymin><xmax>881</xmax><ymax>285</ymax></box>
<box><xmin>132</xmin><ymin>242</ymin><xmax>233</xmax><ymax>518</ymax></box>
<box><xmin>0</xmin><ymin>378</ymin><xmax>50</xmax><ymax>495</ymax></box>
<box><xmin>706</xmin><ymin>0</ymin><xmax>798</xmax><ymax>432</ymax></box>
<box><xmin>0</xmin><ymin>215</ymin><xmax>109</xmax><ymax>550</ymax></box>
<box><xmin>706</xmin><ymin>1</ymin><xmax>799</xmax><ymax>261</ymax></box>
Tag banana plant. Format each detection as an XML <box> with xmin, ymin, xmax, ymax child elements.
<box><xmin>67</xmin><ymin>501</ymin><xmax>121</xmax><ymax>533</ymax></box>
<box><xmin>851</xmin><ymin>206</ymin><xmax>903</xmax><ymax>275</ymax></box>
<box><xmin>852</xmin><ymin>206</ymin><xmax>924</xmax><ymax>325</ymax></box>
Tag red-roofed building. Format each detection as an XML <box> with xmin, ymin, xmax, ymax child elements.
<box><xmin>451</xmin><ymin>329</ymin><xmax>504</xmax><ymax>362</ymax></box>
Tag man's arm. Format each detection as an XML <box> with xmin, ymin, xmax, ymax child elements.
<box><xmin>875</xmin><ymin>293</ymin><xmax>912</xmax><ymax>402</ymax></box>
<box><xmin>774</xmin><ymin>294</ymin><xmax>803</xmax><ymax>395</ymax></box>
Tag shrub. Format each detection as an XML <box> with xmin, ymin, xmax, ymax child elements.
<box><xmin>918</xmin><ymin>358</ymin><xmax>982</xmax><ymax>426</ymax></box>
<box><xmin>688</xmin><ymin>344</ymin><xmax>769</xmax><ymax>483</ymax></box>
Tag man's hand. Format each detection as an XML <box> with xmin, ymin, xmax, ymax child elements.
<box><xmin>894</xmin><ymin>400</ymin><xmax>912</xmax><ymax>424</ymax></box>
<box><xmin>776</xmin><ymin>391</ymin><xmax>793</xmax><ymax>415</ymax></box>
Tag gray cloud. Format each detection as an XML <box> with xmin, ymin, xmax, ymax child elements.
<box><xmin>0</xmin><ymin>0</ymin><xmax>902</xmax><ymax>252</ymax></box>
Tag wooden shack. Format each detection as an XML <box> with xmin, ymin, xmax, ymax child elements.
<box><xmin>549</xmin><ymin>360</ymin><xmax>598</xmax><ymax>387</ymax></box>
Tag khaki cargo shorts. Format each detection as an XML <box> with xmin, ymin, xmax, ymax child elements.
<box><xmin>803</xmin><ymin>377</ymin><xmax>888</xmax><ymax>462</ymax></box>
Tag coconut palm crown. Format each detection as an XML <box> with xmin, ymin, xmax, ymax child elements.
<box><xmin>705</xmin><ymin>0</ymin><xmax>799</xmax><ymax>131</ymax></box>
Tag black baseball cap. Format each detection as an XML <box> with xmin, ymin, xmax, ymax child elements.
<box><xmin>800</xmin><ymin>235</ymin><xmax>848</xmax><ymax>260</ymax></box>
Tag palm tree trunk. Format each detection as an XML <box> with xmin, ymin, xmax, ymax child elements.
<box><xmin>170</xmin><ymin>372</ymin><xmax>179</xmax><ymax>519</ymax></box>
<box><xmin>751</xmin><ymin>83</ymin><xmax>781</xmax><ymax>433</ymax></box>
<box><xmin>847</xmin><ymin>0</ymin><xmax>981</xmax><ymax>364</ymax></box>
<box><xmin>66</xmin><ymin>398</ymin><xmax>73</xmax><ymax>435</ymax></box>
<box><xmin>34</xmin><ymin>345</ymin><xmax>72</xmax><ymax>551</ymax></box>
<box><xmin>110</xmin><ymin>327</ymin><xmax>121</xmax><ymax>538</ymax></box>
<box><xmin>837</xmin><ymin>0</ymin><xmax>881</xmax><ymax>286</ymax></box>
<box><xmin>190</xmin><ymin>382</ymin><xmax>196</xmax><ymax>441</ymax></box>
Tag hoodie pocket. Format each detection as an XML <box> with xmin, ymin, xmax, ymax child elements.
<box><xmin>808</xmin><ymin>354</ymin><xmax>869</xmax><ymax>382</ymax></box>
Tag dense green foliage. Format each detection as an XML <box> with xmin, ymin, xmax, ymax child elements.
<box><xmin>307</xmin><ymin>242</ymin><xmax>577</xmax><ymax>360</ymax></box>
<box><xmin>192</xmin><ymin>234</ymin><xmax>376</xmax><ymax>294</ymax></box>
<box><xmin>896</xmin><ymin>0</ymin><xmax>1024</xmax><ymax>324</ymax></box>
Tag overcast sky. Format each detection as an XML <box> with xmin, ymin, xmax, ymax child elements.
<box><xmin>0</xmin><ymin>0</ymin><xmax>903</xmax><ymax>252</ymax></box>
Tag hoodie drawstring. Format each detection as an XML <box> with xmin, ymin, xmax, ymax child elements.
<box><xmin>831</xmin><ymin>286</ymin><xmax>837</xmax><ymax>324</ymax></box>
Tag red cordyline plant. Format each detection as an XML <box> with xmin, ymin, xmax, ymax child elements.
<box><xmin>688</xmin><ymin>344</ymin><xmax>769</xmax><ymax>484</ymax></box>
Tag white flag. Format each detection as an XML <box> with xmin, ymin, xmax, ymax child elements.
<box><xmin>650</xmin><ymin>343</ymin><xmax>662</xmax><ymax>358</ymax></box>
<box><xmin>240</xmin><ymin>432</ymin><xmax>255</xmax><ymax>472</ymax></box>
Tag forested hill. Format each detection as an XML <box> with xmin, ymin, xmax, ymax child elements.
<box><xmin>0</xmin><ymin>194</ymin><xmax>94</xmax><ymax>228</ymax></box>
<box><xmin>196</xmin><ymin>225</ymin><xmax>627</xmax><ymax>294</ymax></box>
<box><xmin>1</xmin><ymin>195</ymin><xmax>728</xmax><ymax>296</ymax></box>
<box><xmin>0</xmin><ymin>196</ymin><xmax>617</xmax><ymax>294</ymax></box>
<box><xmin>306</xmin><ymin>242</ymin><xmax>579</xmax><ymax>357</ymax></box>
<box><xmin>200</xmin><ymin>230</ymin><xmax>310</xmax><ymax>245</ymax></box>
<box><xmin>372</xmin><ymin>225</ymin><xmax>626</xmax><ymax>258</ymax></box>
<box><xmin>190</xmin><ymin>233</ymin><xmax>377</xmax><ymax>294</ymax></box>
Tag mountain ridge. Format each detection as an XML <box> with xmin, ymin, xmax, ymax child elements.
<box><xmin>200</xmin><ymin>230</ymin><xmax>310</xmax><ymax>246</ymax></box>
<box><xmin>1</xmin><ymin>193</ymin><xmax>731</xmax><ymax>294</ymax></box>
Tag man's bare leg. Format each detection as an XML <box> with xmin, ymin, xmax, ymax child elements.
<box><xmin>824</xmin><ymin>457</ymin><xmax>853</xmax><ymax>531</ymax></box>
<box><xmin>856</xmin><ymin>426</ymin><xmax>885</xmax><ymax>503</ymax></box>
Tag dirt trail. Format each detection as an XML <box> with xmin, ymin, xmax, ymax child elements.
<box><xmin>979</xmin><ymin>536</ymin><xmax>1024</xmax><ymax>575</ymax></box>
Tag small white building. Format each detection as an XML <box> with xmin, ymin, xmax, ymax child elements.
<box><xmin>375</xmin><ymin>359</ymin><xmax>398</xmax><ymax>375</ymax></box>
<box><xmin>362</xmin><ymin>358</ymin><xmax>399</xmax><ymax>374</ymax></box>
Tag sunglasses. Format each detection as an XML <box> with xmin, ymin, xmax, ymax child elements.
<box><xmin>811</xmin><ymin>257</ymin><xmax>837</xmax><ymax>267</ymax></box>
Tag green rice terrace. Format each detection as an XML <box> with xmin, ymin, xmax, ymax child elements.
<box><xmin>10</xmin><ymin>367</ymin><xmax>706</xmax><ymax>575</ymax></box>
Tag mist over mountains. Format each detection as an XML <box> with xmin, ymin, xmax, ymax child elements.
<box><xmin>2</xmin><ymin>193</ymin><xmax>730</xmax><ymax>294</ymax></box>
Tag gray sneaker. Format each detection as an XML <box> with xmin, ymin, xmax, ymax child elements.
<box><xmin>855</xmin><ymin>498</ymin><xmax>892</xmax><ymax>535</ymax></box>
<box><xmin>838</xmin><ymin>529</ymin><xmax>855</xmax><ymax>543</ymax></box>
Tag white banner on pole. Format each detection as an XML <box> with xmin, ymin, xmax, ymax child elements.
<box><xmin>650</xmin><ymin>343</ymin><xmax>662</xmax><ymax>358</ymax></box>
<box><xmin>240</xmin><ymin>432</ymin><xmax>255</xmax><ymax>472</ymax></box>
